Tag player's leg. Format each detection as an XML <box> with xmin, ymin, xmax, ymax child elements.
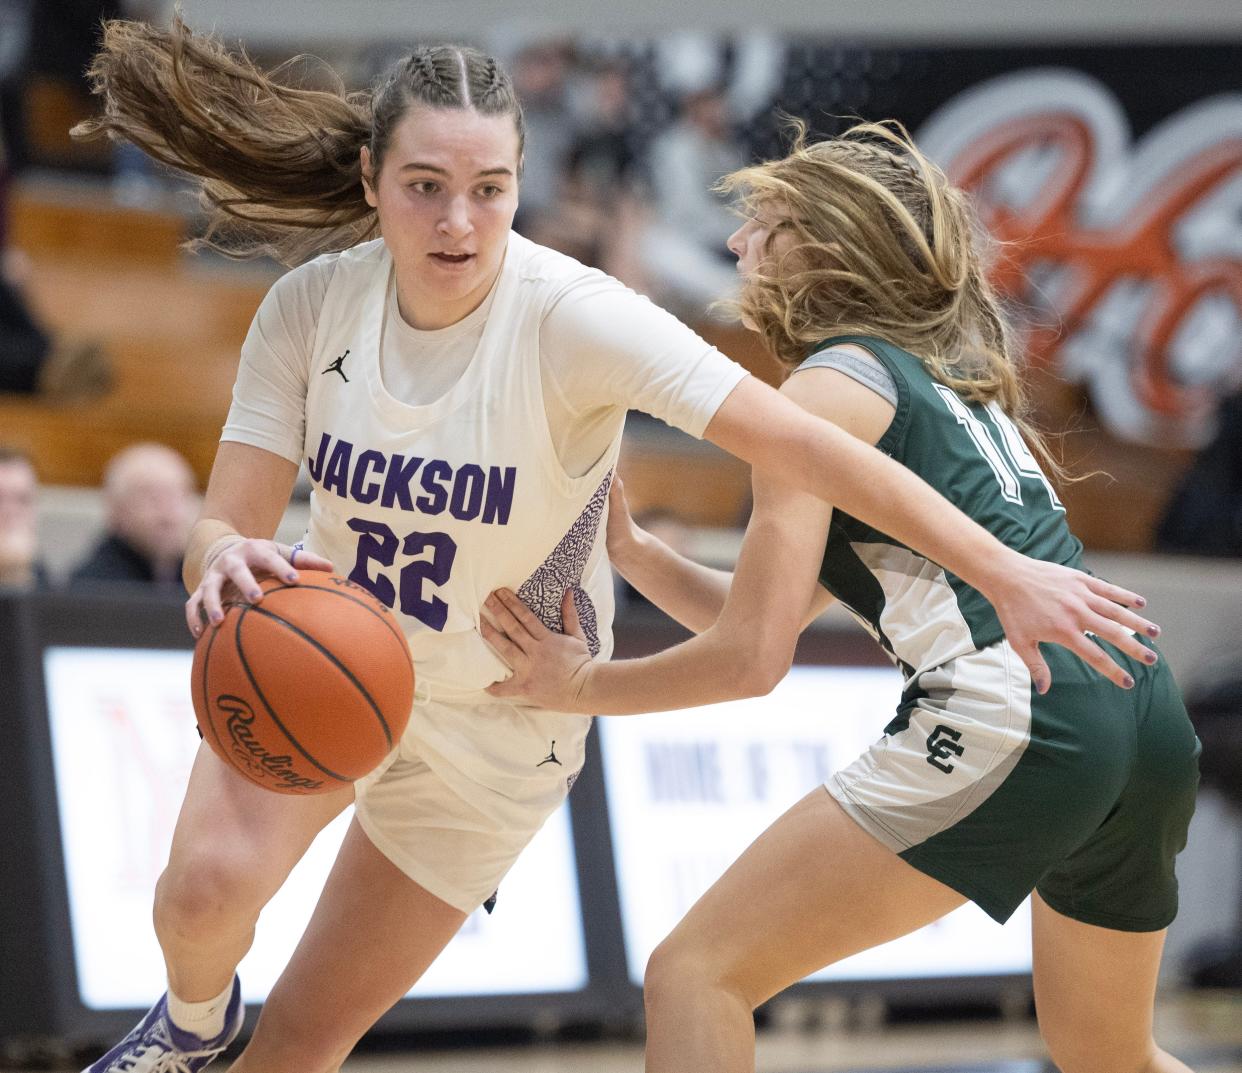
<box><xmin>1029</xmin><ymin>647</ymin><xmax>1200</xmax><ymax>1072</ymax></box>
<box><xmin>82</xmin><ymin>742</ymin><xmax>353</xmax><ymax>1072</ymax></box>
<box><xmin>228</xmin><ymin>817</ymin><xmax>468</xmax><ymax>1073</ymax></box>
<box><xmin>643</xmin><ymin>788</ymin><xmax>966</xmax><ymax>1073</ymax></box>
<box><xmin>1031</xmin><ymin>894</ymin><xmax>1193</xmax><ymax>1073</ymax></box>
<box><xmin>155</xmin><ymin>742</ymin><xmax>354</xmax><ymax>1000</ymax></box>
<box><xmin>227</xmin><ymin>739</ymin><xmax>544</xmax><ymax>1073</ymax></box>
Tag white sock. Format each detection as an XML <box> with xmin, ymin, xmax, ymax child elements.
<box><xmin>166</xmin><ymin>978</ymin><xmax>235</xmax><ymax>1040</ymax></box>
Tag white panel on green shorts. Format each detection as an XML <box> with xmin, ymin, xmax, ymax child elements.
<box><xmin>829</xmin><ymin>642</ymin><xmax>1034</xmax><ymax>851</ymax></box>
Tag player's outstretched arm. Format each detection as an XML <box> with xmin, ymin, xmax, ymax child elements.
<box><xmin>607</xmin><ymin>478</ymin><xmax>737</xmax><ymax>633</ymax></box>
<box><xmin>485</xmin><ymin>460</ymin><xmax>831</xmax><ymax>715</ymax></box>
<box><xmin>704</xmin><ymin>376</ymin><xmax>1160</xmax><ymax>693</ymax></box>
<box><xmin>608</xmin><ymin>477</ymin><xmax>832</xmax><ymax>634</ymax></box>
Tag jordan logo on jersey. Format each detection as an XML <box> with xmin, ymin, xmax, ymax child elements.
<box><xmin>926</xmin><ymin>725</ymin><xmax>965</xmax><ymax>774</ymax></box>
<box><xmin>323</xmin><ymin>349</ymin><xmax>351</xmax><ymax>382</ymax></box>
<box><xmin>537</xmin><ymin>741</ymin><xmax>562</xmax><ymax>767</ymax></box>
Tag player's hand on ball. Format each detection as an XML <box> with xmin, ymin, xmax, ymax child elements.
<box><xmin>985</xmin><ymin>550</ymin><xmax>1161</xmax><ymax>694</ymax></box>
<box><xmin>187</xmin><ymin>537</ymin><xmax>334</xmax><ymax>637</ymax></box>
<box><xmin>482</xmin><ymin>588</ymin><xmax>594</xmax><ymax>711</ymax></box>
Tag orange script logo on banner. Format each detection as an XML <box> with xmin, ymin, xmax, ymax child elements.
<box><xmin>919</xmin><ymin>70</ymin><xmax>1242</xmax><ymax>448</ymax></box>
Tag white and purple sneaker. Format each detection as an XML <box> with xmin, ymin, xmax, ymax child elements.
<box><xmin>82</xmin><ymin>977</ymin><xmax>243</xmax><ymax>1073</ymax></box>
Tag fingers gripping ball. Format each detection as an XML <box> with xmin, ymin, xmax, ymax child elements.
<box><xmin>191</xmin><ymin>572</ymin><xmax>414</xmax><ymax>795</ymax></box>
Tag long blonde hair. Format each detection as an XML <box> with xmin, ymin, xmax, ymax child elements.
<box><xmin>721</xmin><ymin>119</ymin><xmax>1065</xmax><ymax>480</ymax></box>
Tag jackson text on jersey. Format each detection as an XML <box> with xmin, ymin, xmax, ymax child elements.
<box><xmin>307</xmin><ymin>432</ymin><xmax>517</xmax><ymax>524</ymax></box>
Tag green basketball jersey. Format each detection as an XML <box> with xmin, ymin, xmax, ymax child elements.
<box><xmin>797</xmin><ymin>334</ymin><xmax>1084</xmax><ymax>678</ymax></box>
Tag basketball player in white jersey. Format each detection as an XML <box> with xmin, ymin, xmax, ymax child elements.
<box><xmin>74</xmin><ymin>21</ymin><xmax>1161</xmax><ymax>1073</ymax></box>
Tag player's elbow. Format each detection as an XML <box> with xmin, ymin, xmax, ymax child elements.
<box><xmin>706</xmin><ymin>615</ymin><xmax>797</xmax><ymax>699</ymax></box>
<box><xmin>734</xmin><ymin>641</ymin><xmax>794</xmax><ymax>698</ymax></box>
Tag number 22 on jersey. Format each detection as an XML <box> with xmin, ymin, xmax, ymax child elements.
<box><xmin>347</xmin><ymin>518</ymin><xmax>458</xmax><ymax>630</ymax></box>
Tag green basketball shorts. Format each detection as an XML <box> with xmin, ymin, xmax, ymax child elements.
<box><xmin>827</xmin><ymin>636</ymin><xmax>1201</xmax><ymax>931</ymax></box>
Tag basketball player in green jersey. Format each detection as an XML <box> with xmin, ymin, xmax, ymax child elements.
<box><xmin>482</xmin><ymin>122</ymin><xmax>1200</xmax><ymax>1073</ymax></box>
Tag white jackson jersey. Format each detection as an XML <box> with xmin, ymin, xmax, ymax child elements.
<box><xmin>223</xmin><ymin>233</ymin><xmax>747</xmax><ymax>797</ymax></box>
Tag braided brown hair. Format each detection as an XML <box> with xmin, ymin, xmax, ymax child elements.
<box><xmin>73</xmin><ymin>18</ymin><xmax>525</xmax><ymax>266</ymax></box>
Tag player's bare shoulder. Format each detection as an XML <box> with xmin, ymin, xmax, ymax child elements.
<box><xmin>783</xmin><ymin>347</ymin><xmax>896</xmax><ymax>446</ymax></box>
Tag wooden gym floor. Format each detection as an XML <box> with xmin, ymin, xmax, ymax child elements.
<box><xmin>5</xmin><ymin>991</ymin><xmax>1235</xmax><ymax>1073</ymax></box>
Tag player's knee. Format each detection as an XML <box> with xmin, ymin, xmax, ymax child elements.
<box><xmin>644</xmin><ymin>935</ymin><xmax>757</xmax><ymax>1014</ymax></box>
<box><xmin>153</xmin><ymin>853</ymin><xmax>265</xmax><ymax>940</ymax></box>
<box><xmin>645</xmin><ymin>936</ymin><xmax>705</xmax><ymax>1009</ymax></box>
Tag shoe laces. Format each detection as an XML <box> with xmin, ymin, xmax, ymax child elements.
<box><xmin>114</xmin><ymin>1037</ymin><xmax>223</xmax><ymax>1073</ymax></box>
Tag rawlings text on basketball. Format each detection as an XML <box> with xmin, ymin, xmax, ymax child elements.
<box><xmin>216</xmin><ymin>694</ymin><xmax>327</xmax><ymax>793</ymax></box>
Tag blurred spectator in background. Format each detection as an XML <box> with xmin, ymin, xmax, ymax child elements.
<box><xmin>0</xmin><ymin>0</ymin><xmax>31</xmax><ymax>170</ymax></box>
<box><xmin>1</xmin><ymin>119</ymin><xmax>111</xmax><ymax>400</ymax></box>
<box><xmin>525</xmin><ymin>58</ymin><xmax>649</xmax><ymax>283</ymax></box>
<box><xmin>566</xmin><ymin>60</ymin><xmax>637</xmax><ymax>196</ymax></box>
<box><xmin>1156</xmin><ymin>390</ymin><xmax>1242</xmax><ymax>557</ymax></box>
<box><xmin>28</xmin><ymin>0</ymin><xmax>122</xmax><ymax>92</ymax></box>
<box><xmin>110</xmin><ymin>0</ymin><xmax>175</xmax><ymax>206</ymax></box>
<box><xmin>639</xmin><ymin>83</ymin><xmax>744</xmax><ymax>320</ymax></box>
<box><xmin>23</xmin><ymin>0</ymin><xmax>121</xmax><ymax>172</ymax></box>
<box><xmin>1182</xmin><ymin>667</ymin><xmax>1242</xmax><ymax>988</ymax></box>
<box><xmin>510</xmin><ymin>39</ymin><xmax>576</xmax><ymax>237</ymax></box>
<box><xmin>0</xmin><ymin>444</ymin><xmax>47</xmax><ymax>588</ymax></box>
<box><xmin>0</xmin><ymin>107</ymin><xmax>49</xmax><ymax>396</ymax></box>
<box><xmin>21</xmin><ymin>0</ymin><xmax>171</xmax><ymax>195</ymax></box>
<box><xmin>1160</xmin><ymin>390</ymin><xmax>1242</xmax><ymax>988</ymax></box>
<box><xmin>69</xmin><ymin>442</ymin><xmax>198</xmax><ymax>587</ymax></box>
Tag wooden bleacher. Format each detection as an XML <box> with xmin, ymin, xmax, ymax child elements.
<box><xmin>1</xmin><ymin>185</ymin><xmax>759</xmax><ymax>527</ymax></box>
<box><xmin>1</xmin><ymin>181</ymin><xmax>1190</xmax><ymax>548</ymax></box>
<box><xmin>1</xmin><ymin>182</ymin><xmax>275</xmax><ymax>487</ymax></box>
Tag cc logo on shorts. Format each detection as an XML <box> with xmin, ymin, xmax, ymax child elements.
<box><xmin>925</xmin><ymin>724</ymin><xmax>965</xmax><ymax>774</ymax></box>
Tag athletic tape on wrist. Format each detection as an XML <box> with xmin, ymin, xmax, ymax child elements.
<box><xmin>202</xmin><ymin>535</ymin><xmax>244</xmax><ymax>574</ymax></box>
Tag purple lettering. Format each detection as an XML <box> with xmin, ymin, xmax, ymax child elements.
<box><xmin>350</xmin><ymin>449</ymin><xmax>386</xmax><ymax>504</ymax></box>
<box><xmin>449</xmin><ymin>464</ymin><xmax>485</xmax><ymax>522</ymax></box>
<box><xmin>380</xmin><ymin>455</ymin><xmax>423</xmax><ymax>511</ymax></box>
<box><xmin>322</xmin><ymin>440</ymin><xmax>354</xmax><ymax>499</ymax></box>
<box><xmin>306</xmin><ymin>432</ymin><xmax>331</xmax><ymax>484</ymax></box>
<box><xmin>416</xmin><ymin>460</ymin><xmax>452</xmax><ymax>515</ymax></box>
<box><xmin>482</xmin><ymin>466</ymin><xmax>517</xmax><ymax>525</ymax></box>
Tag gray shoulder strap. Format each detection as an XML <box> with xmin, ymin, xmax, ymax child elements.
<box><xmin>796</xmin><ymin>347</ymin><xmax>898</xmax><ymax>407</ymax></box>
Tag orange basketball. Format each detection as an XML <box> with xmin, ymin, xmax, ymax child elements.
<box><xmin>190</xmin><ymin>571</ymin><xmax>414</xmax><ymax>795</ymax></box>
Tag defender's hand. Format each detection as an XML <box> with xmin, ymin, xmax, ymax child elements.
<box><xmin>605</xmin><ymin>476</ymin><xmax>642</xmax><ymax>563</ymax></box>
<box><xmin>482</xmin><ymin>588</ymin><xmax>594</xmax><ymax>712</ymax></box>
